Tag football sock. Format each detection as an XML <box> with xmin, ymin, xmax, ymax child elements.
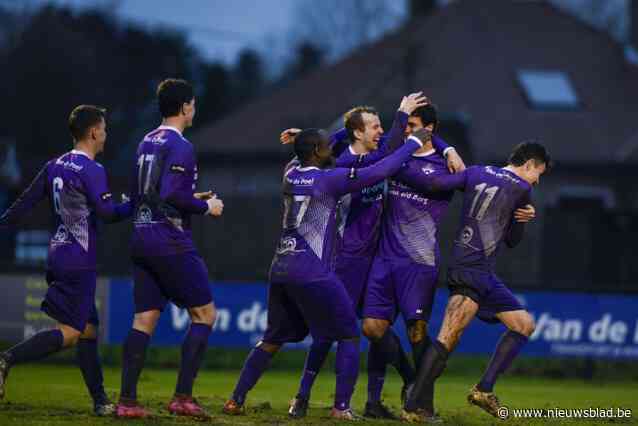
<box><xmin>366</xmin><ymin>341</ymin><xmax>386</xmax><ymax>404</ymax></box>
<box><xmin>231</xmin><ymin>346</ymin><xmax>273</xmax><ymax>405</ymax></box>
<box><xmin>77</xmin><ymin>338</ymin><xmax>107</xmax><ymax>403</ymax></box>
<box><xmin>477</xmin><ymin>330</ymin><xmax>528</xmax><ymax>393</ymax></box>
<box><xmin>297</xmin><ymin>338</ymin><xmax>332</xmax><ymax>400</ymax></box>
<box><xmin>405</xmin><ymin>339</ymin><xmax>448</xmax><ymax>412</ymax></box>
<box><xmin>376</xmin><ymin>328</ymin><xmax>415</xmax><ymax>385</ymax></box>
<box><xmin>334</xmin><ymin>339</ymin><xmax>359</xmax><ymax>410</ymax></box>
<box><xmin>410</xmin><ymin>334</ymin><xmax>431</xmax><ymax>369</ymax></box>
<box><xmin>175</xmin><ymin>323</ymin><xmax>212</xmax><ymax>396</ymax></box>
<box><xmin>3</xmin><ymin>329</ymin><xmax>64</xmax><ymax>366</ymax></box>
<box><xmin>120</xmin><ymin>329</ymin><xmax>150</xmax><ymax>401</ymax></box>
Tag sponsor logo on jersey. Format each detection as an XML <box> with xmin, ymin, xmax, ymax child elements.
<box><xmin>170</xmin><ymin>164</ymin><xmax>186</xmax><ymax>173</ymax></box>
<box><xmin>100</xmin><ymin>192</ymin><xmax>112</xmax><ymax>201</ymax></box>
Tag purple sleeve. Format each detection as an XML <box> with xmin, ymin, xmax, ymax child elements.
<box><xmin>397</xmin><ymin>167</ymin><xmax>466</xmax><ymax>193</ymax></box>
<box><xmin>84</xmin><ymin>165</ymin><xmax>132</xmax><ymax>223</ymax></box>
<box><xmin>329</xmin><ymin>128</ymin><xmax>349</xmax><ymax>158</ymax></box>
<box><xmin>319</xmin><ymin>138</ymin><xmax>421</xmax><ymax>196</ymax></box>
<box><xmin>432</xmin><ymin>135</ymin><xmax>451</xmax><ymax>156</ymax></box>
<box><xmin>0</xmin><ymin>162</ymin><xmax>49</xmax><ymax>228</ymax></box>
<box><xmin>160</xmin><ymin>144</ymin><xmax>208</xmax><ymax>215</ymax></box>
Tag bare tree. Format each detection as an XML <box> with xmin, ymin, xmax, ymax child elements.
<box><xmin>289</xmin><ymin>0</ymin><xmax>406</xmax><ymax>63</ymax></box>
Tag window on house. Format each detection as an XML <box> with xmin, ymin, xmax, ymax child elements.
<box><xmin>517</xmin><ymin>70</ymin><xmax>580</xmax><ymax>110</ymax></box>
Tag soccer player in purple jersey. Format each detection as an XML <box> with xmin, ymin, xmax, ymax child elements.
<box><xmin>401</xmin><ymin>142</ymin><xmax>550</xmax><ymax>422</ymax></box>
<box><xmin>361</xmin><ymin>104</ymin><xmax>461</xmax><ymax>418</ymax></box>
<box><xmin>0</xmin><ymin>105</ymin><xmax>132</xmax><ymax>416</ymax></box>
<box><xmin>115</xmin><ymin>79</ymin><xmax>223</xmax><ymax>419</ymax></box>
<box><xmin>223</xmin><ymin>127</ymin><xmax>430</xmax><ymax>420</ymax></box>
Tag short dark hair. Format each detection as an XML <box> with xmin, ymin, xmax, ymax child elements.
<box><xmin>68</xmin><ymin>105</ymin><xmax>106</xmax><ymax>141</ymax></box>
<box><xmin>411</xmin><ymin>104</ymin><xmax>439</xmax><ymax>133</ymax></box>
<box><xmin>157</xmin><ymin>78</ymin><xmax>194</xmax><ymax>118</ymax></box>
<box><xmin>508</xmin><ymin>141</ymin><xmax>552</xmax><ymax>169</ymax></box>
<box><xmin>294</xmin><ymin>128</ymin><xmax>327</xmax><ymax>163</ymax></box>
<box><xmin>343</xmin><ymin>106</ymin><xmax>378</xmax><ymax>141</ymax></box>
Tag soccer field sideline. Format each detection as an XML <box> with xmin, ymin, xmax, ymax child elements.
<box><xmin>0</xmin><ymin>365</ymin><xmax>636</xmax><ymax>425</ymax></box>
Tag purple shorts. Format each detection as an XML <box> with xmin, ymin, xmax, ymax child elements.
<box><xmin>263</xmin><ymin>274</ymin><xmax>359</xmax><ymax>345</ymax></box>
<box><xmin>335</xmin><ymin>256</ymin><xmax>374</xmax><ymax>318</ymax></box>
<box><xmin>133</xmin><ymin>251</ymin><xmax>212</xmax><ymax>313</ymax></box>
<box><xmin>42</xmin><ymin>268</ymin><xmax>99</xmax><ymax>333</ymax></box>
<box><xmin>363</xmin><ymin>257</ymin><xmax>439</xmax><ymax>323</ymax></box>
<box><xmin>447</xmin><ymin>268</ymin><xmax>524</xmax><ymax>324</ymax></box>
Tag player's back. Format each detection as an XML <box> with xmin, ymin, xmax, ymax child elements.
<box><xmin>270</xmin><ymin>164</ymin><xmax>341</xmax><ymax>284</ymax></box>
<box><xmin>131</xmin><ymin>126</ymin><xmax>203</xmax><ymax>258</ymax></box>
<box><xmin>450</xmin><ymin>165</ymin><xmax>531</xmax><ymax>271</ymax></box>
<box><xmin>47</xmin><ymin>150</ymin><xmax>102</xmax><ymax>270</ymax></box>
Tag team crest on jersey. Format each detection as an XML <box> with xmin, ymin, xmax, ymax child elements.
<box><xmin>52</xmin><ymin>224</ymin><xmax>69</xmax><ymax>244</ymax></box>
<box><xmin>151</xmin><ymin>131</ymin><xmax>168</xmax><ymax>144</ymax></box>
<box><xmin>276</xmin><ymin>237</ymin><xmax>305</xmax><ymax>255</ymax></box>
<box><xmin>136</xmin><ymin>205</ymin><xmax>153</xmax><ymax>224</ymax></box>
<box><xmin>460</xmin><ymin>225</ymin><xmax>474</xmax><ymax>245</ymax></box>
<box><xmin>421</xmin><ymin>165</ymin><xmax>435</xmax><ymax>175</ymax></box>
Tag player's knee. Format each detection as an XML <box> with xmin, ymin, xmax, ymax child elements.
<box><xmin>258</xmin><ymin>341</ymin><xmax>281</xmax><ymax>354</ymax></box>
<box><xmin>362</xmin><ymin>319</ymin><xmax>386</xmax><ymax>341</ymax></box>
<box><xmin>190</xmin><ymin>303</ymin><xmax>216</xmax><ymax>327</ymax></box>
<box><xmin>80</xmin><ymin>323</ymin><xmax>98</xmax><ymax>340</ymax></box>
<box><xmin>58</xmin><ymin>325</ymin><xmax>82</xmax><ymax>348</ymax></box>
<box><xmin>520</xmin><ymin>315</ymin><xmax>536</xmax><ymax>337</ymax></box>
<box><xmin>133</xmin><ymin>310</ymin><xmax>161</xmax><ymax>334</ymax></box>
<box><xmin>407</xmin><ymin>320</ymin><xmax>428</xmax><ymax>344</ymax></box>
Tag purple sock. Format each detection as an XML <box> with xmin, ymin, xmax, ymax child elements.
<box><xmin>3</xmin><ymin>329</ymin><xmax>64</xmax><ymax>366</ymax></box>
<box><xmin>477</xmin><ymin>330</ymin><xmax>528</xmax><ymax>393</ymax></box>
<box><xmin>77</xmin><ymin>338</ymin><xmax>107</xmax><ymax>403</ymax></box>
<box><xmin>231</xmin><ymin>346</ymin><xmax>273</xmax><ymax>405</ymax></box>
<box><xmin>120</xmin><ymin>329</ymin><xmax>150</xmax><ymax>401</ymax></box>
<box><xmin>334</xmin><ymin>339</ymin><xmax>360</xmax><ymax>411</ymax></box>
<box><xmin>366</xmin><ymin>342</ymin><xmax>386</xmax><ymax>404</ymax></box>
<box><xmin>297</xmin><ymin>339</ymin><xmax>332</xmax><ymax>400</ymax></box>
<box><xmin>175</xmin><ymin>323</ymin><xmax>212</xmax><ymax>396</ymax></box>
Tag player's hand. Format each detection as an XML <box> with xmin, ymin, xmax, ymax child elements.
<box><xmin>194</xmin><ymin>190</ymin><xmax>214</xmax><ymax>200</ymax></box>
<box><xmin>410</xmin><ymin>127</ymin><xmax>432</xmax><ymax>145</ymax></box>
<box><xmin>280</xmin><ymin>128</ymin><xmax>302</xmax><ymax>145</ymax></box>
<box><xmin>445</xmin><ymin>149</ymin><xmax>466</xmax><ymax>173</ymax></box>
<box><xmin>514</xmin><ymin>204</ymin><xmax>535</xmax><ymax>223</ymax></box>
<box><xmin>398</xmin><ymin>92</ymin><xmax>429</xmax><ymax>114</ymax></box>
<box><xmin>206</xmin><ymin>195</ymin><xmax>224</xmax><ymax>216</ymax></box>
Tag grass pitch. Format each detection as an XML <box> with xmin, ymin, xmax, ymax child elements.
<box><xmin>0</xmin><ymin>364</ymin><xmax>636</xmax><ymax>425</ymax></box>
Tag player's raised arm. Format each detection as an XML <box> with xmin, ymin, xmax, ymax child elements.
<box><xmin>84</xmin><ymin>164</ymin><xmax>132</xmax><ymax>223</ymax></box>
<box><xmin>320</xmin><ymin>132</ymin><xmax>427</xmax><ymax>197</ymax></box>
<box><xmin>0</xmin><ymin>162</ymin><xmax>49</xmax><ymax>229</ymax></box>
<box><xmin>394</xmin><ymin>163</ymin><xmax>467</xmax><ymax>194</ymax></box>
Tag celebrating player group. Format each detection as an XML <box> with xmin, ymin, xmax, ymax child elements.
<box><xmin>0</xmin><ymin>77</ymin><xmax>551</xmax><ymax>422</ymax></box>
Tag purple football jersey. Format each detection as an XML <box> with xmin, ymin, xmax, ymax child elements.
<box><xmin>449</xmin><ymin>166</ymin><xmax>532</xmax><ymax>271</ymax></box>
<box><xmin>378</xmin><ymin>149</ymin><xmax>454</xmax><ymax>266</ymax></box>
<box><xmin>130</xmin><ymin>126</ymin><xmax>208</xmax><ymax>257</ymax></box>
<box><xmin>0</xmin><ymin>150</ymin><xmax>131</xmax><ymax>270</ymax></box>
<box><xmin>333</xmin><ymin>111</ymin><xmax>408</xmax><ymax>258</ymax></box>
<box><xmin>269</xmin><ymin>138</ymin><xmax>422</xmax><ymax>284</ymax></box>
